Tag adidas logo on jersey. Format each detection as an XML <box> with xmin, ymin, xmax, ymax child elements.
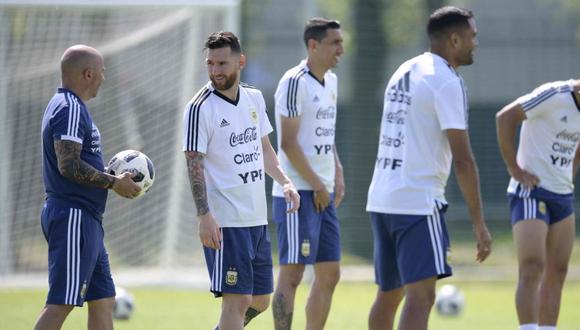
<box><xmin>219</xmin><ymin>118</ymin><xmax>230</xmax><ymax>127</ymax></box>
<box><xmin>313</xmin><ymin>95</ymin><xmax>320</xmax><ymax>102</ymax></box>
<box><xmin>387</xmin><ymin>71</ymin><xmax>411</xmax><ymax>105</ymax></box>
<box><xmin>561</xmin><ymin>116</ymin><xmax>568</xmax><ymax>123</ymax></box>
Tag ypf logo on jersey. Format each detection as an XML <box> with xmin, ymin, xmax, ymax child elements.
<box><xmin>226</xmin><ymin>267</ymin><xmax>238</xmax><ymax>286</ymax></box>
<box><xmin>90</xmin><ymin>123</ymin><xmax>101</xmax><ymax>154</ymax></box>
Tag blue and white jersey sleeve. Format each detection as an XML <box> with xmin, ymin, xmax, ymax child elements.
<box><xmin>507</xmin><ymin>80</ymin><xmax>579</xmax><ymax>195</ymax></box>
<box><xmin>275</xmin><ymin>70</ymin><xmax>308</xmax><ymax>118</ymax></box>
<box><xmin>434</xmin><ymin>79</ymin><xmax>468</xmax><ymax>130</ymax></box>
<box><xmin>52</xmin><ymin>100</ymin><xmax>85</xmax><ymax>144</ymax></box>
<box><xmin>182</xmin><ymin>87</ymin><xmax>213</xmax><ymax>154</ymax></box>
<box><xmin>516</xmin><ymin>82</ymin><xmax>566</xmax><ymax>119</ymax></box>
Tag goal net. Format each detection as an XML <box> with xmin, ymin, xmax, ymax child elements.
<box><xmin>0</xmin><ymin>0</ymin><xmax>239</xmax><ymax>287</ymax></box>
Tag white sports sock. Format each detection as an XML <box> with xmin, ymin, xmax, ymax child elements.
<box><xmin>538</xmin><ymin>326</ymin><xmax>556</xmax><ymax>330</ymax></box>
<box><xmin>519</xmin><ymin>324</ymin><xmax>538</xmax><ymax>330</ymax></box>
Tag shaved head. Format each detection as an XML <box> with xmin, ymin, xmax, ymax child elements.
<box><xmin>60</xmin><ymin>44</ymin><xmax>102</xmax><ymax>77</ymax></box>
<box><xmin>60</xmin><ymin>45</ymin><xmax>105</xmax><ymax>101</ymax></box>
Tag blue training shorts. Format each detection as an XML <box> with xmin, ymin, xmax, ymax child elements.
<box><xmin>369</xmin><ymin>202</ymin><xmax>452</xmax><ymax>291</ymax></box>
<box><xmin>272</xmin><ymin>190</ymin><xmax>340</xmax><ymax>265</ymax></box>
<box><xmin>203</xmin><ymin>225</ymin><xmax>273</xmax><ymax>297</ymax></box>
<box><xmin>508</xmin><ymin>185</ymin><xmax>574</xmax><ymax>226</ymax></box>
<box><xmin>41</xmin><ymin>200</ymin><xmax>115</xmax><ymax>306</ymax></box>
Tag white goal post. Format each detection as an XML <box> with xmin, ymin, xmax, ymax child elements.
<box><xmin>0</xmin><ymin>0</ymin><xmax>240</xmax><ymax>287</ymax></box>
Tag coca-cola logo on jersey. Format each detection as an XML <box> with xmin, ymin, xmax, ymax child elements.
<box><xmin>230</xmin><ymin>127</ymin><xmax>258</xmax><ymax>147</ymax></box>
<box><xmin>556</xmin><ymin>129</ymin><xmax>580</xmax><ymax>143</ymax></box>
<box><xmin>316</xmin><ymin>106</ymin><xmax>336</xmax><ymax>120</ymax></box>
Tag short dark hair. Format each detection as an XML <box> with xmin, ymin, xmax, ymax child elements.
<box><xmin>427</xmin><ymin>6</ymin><xmax>473</xmax><ymax>39</ymax></box>
<box><xmin>303</xmin><ymin>17</ymin><xmax>341</xmax><ymax>46</ymax></box>
<box><xmin>204</xmin><ymin>31</ymin><xmax>242</xmax><ymax>54</ymax></box>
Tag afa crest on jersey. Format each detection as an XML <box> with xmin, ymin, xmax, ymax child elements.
<box><xmin>301</xmin><ymin>239</ymin><xmax>310</xmax><ymax>257</ymax></box>
<box><xmin>80</xmin><ymin>281</ymin><xmax>88</xmax><ymax>299</ymax></box>
<box><xmin>226</xmin><ymin>268</ymin><xmax>238</xmax><ymax>286</ymax></box>
<box><xmin>249</xmin><ymin>107</ymin><xmax>258</xmax><ymax>125</ymax></box>
<box><xmin>539</xmin><ymin>201</ymin><xmax>547</xmax><ymax>215</ymax></box>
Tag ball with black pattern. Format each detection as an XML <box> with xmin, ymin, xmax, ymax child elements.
<box><xmin>435</xmin><ymin>284</ymin><xmax>465</xmax><ymax>317</ymax></box>
<box><xmin>107</xmin><ymin>149</ymin><xmax>155</xmax><ymax>198</ymax></box>
<box><xmin>113</xmin><ymin>286</ymin><xmax>135</xmax><ymax>320</ymax></box>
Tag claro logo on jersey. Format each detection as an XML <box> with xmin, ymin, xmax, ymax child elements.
<box><xmin>381</xmin><ymin>132</ymin><xmax>405</xmax><ymax>148</ymax></box>
<box><xmin>234</xmin><ymin>145</ymin><xmax>261</xmax><ymax>165</ymax></box>
<box><xmin>315</xmin><ymin>126</ymin><xmax>334</xmax><ymax>137</ymax></box>
<box><xmin>551</xmin><ymin>129</ymin><xmax>580</xmax><ymax>168</ymax></box>
<box><xmin>230</xmin><ymin>127</ymin><xmax>258</xmax><ymax>147</ymax></box>
<box><xmin>90</xmin><ymin>124</ymin><xmax>101</xmax><ymax>154</ymax></box>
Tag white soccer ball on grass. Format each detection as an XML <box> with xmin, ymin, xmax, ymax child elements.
<box><xmin>113</xmin><ymin>286</ymin><xmax>135</xmax><ymax>320</ymax></box>
<box><xmin>435</xmin><ymin>284</ymin><xmax>465</xmax><ymax>316</ymax></box>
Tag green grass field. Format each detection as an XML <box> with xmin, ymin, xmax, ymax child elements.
<box><xmin>3</xmin><ymin>280</ymin><xmax>580</xmax><ymax>330</ymax></box>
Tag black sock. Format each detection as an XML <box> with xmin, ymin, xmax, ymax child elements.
<box><xmin>243</xmin><ymin>307</ymin><xmax>261</xmax><ymax>326</ymax></box>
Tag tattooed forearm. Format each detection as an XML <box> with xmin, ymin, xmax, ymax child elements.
<box><xmin>54</xmin><ymin>140</ymin><xmax>115</xmax><ymax>189</ymax></box>
<box><xmin>272</xmin><ymin>292</ymin><xmax>292</xmax><ymax>330</ymax></box>
<box><xmin>185</xmin><ymin>151</ymin><xmax>209</xmax><ymax>216</ymax></box>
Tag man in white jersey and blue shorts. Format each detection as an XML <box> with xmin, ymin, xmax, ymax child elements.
<box><xmin>35</xmin><ymin>45</ymin><xmax>141</xmax><ymax>330</ymax></box>
<box><xmin>366</xmin><ymin>7</ymin><xmax>492</xmax><ymax>330</ymax></box>
<box><xmin>182</xmin><ymin>31</ymin><xmax>300</xmax><ymax>330</ymax></box>
<box><xmin>270</xmin><ymin>18</ymin><xmax>345</xmax><ymax>330</ymax></box>
<box><xmin>496</xmin><ymin>79</ymin><xmax>580</xmax><ymax>330</ymax></box>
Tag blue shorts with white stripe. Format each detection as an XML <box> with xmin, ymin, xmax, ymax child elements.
<box><xmin>272</xmin><ymin>190</ymin><xmax>340</xmax><ymax>265</ymax></box>
<box><xmin>41</xmin><ymin>199</ymin><xmax>115</xmax><ymax>306</ymax></box>
<box><xmin>508</xmin><ymin>185</ymin><xmax>574</xmax><ymax>225</ymax></box>
<box><xmin>203</xmin><ymin>225</ymin><xmax>273</xmax><ymax>297</ymax></box>
<box><xmin>369</xmin><ymin>202</ymin><xmax>452</xmax><ymax>291</ymax></box>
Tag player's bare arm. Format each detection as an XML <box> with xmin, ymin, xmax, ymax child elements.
<box><xmin>573</xmin><ymin>143</ymin><xmax>580</xmax><ymax>178</ymax></box>
<box><xmin>54</xmin><ymin>140</ymin><xmax>140</xmax><ymax>198</ymax></box>
<box><xmin>447</xmin><ymin>129</ymin><xmax>492</xmax><ymax>262</ymax></box>
<box><xmin>185</xmin><ymin>150</ymin><xmax>221</xmax><ymax>249</ymax></box>
<box><xmin>333</xmin><ymin>144</ymin><xmax>345</xmax><ymax>208</ymax></box>
<box><xmin>495</xmin><ymin>101</ymin><xmax>540</xmax><ymax>188</ymax></box>
<box><xmin>574</xmin><ymin>83</ymin><xmax>580</xmax><ymax>177</ymax></box>
<box><xmin>280</xmin><ymin>115</ymin><xmax>329</xmax><ymax>212</ymax></box>
<box><xmin>262</xmin><ymin>136</ymin><xmax>300</xmax><ymax>213</ymax></box>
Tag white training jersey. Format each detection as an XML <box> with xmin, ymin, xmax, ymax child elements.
<box><xmin>507</xmin><ymin>80</ymin><xmax>580</xmax><ymax>194</ymax></box>
<box><xmin>367</xmin><ymin>52</ymin><xmax>469</xmax><ymax>215</ymax></box>
<box><xmin>182</xmin><ymin>81</ymin><xmax>273</xmax><ymax>227</ymax></box>
<box><xmin>272</xmin><ymin>60</ymin><xmax>337</xmax><ymax>197</ymax></box>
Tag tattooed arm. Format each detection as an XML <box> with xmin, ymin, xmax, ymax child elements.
<box><xmin>54</xmin><ymin>140</ymin><xmax>141</xmax><ymax>197</ymax></box>
<box><xmin>55</xmin><ymin>140</ymin><xmax>115</xmax><ymax>188</ymax></box>
<box><xmin>185</xmin><ymin>151</ymin><xmax>209</xmax><ymax>215</ymax></box>
<box><xmin>185</xmin><ymin>151</ymin><xmax>221</xmax><ymax>249</ymax></box>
